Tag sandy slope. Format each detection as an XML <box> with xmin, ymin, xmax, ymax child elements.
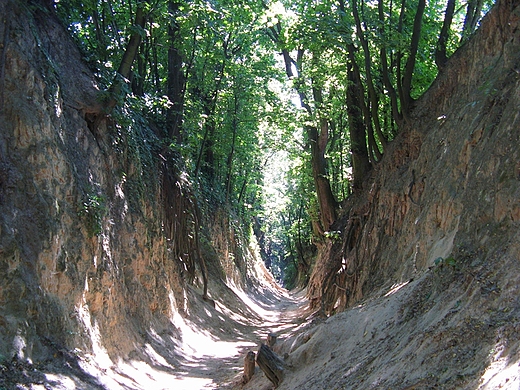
<box><xmin>241</xmin><ymin>242</ymin><xmax>520</xmax><ymax>390</ymax></box>
<box><xmin>0</xmin><ymin>264</ymin><xmax>309</xmax><ymax>390</ymax></box>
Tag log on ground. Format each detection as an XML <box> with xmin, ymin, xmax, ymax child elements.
<box><xmin>256</xmin><ymin>343</ymin><xmax>285</xmax><ymax>387</ymax></box>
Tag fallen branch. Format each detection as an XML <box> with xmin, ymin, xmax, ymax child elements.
<box><xmin>256</xmin><ymin>343</ymin><xmax>284</xmax><ymax>387</ymax></box>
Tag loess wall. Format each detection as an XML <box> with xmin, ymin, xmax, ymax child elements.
<box><xmin>0</xmin><ymin>0</ymin><xmax>249</xmax><ymax>367</ymax></box>
<box><xmin>309</xmin><ymin>0</ymin><xmax>520</xmax><ymax>313</ymax></box>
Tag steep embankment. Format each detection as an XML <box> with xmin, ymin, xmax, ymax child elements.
<box><xmin>0</xmin><ymin>1</ymin><xmax>281</xmax><ymax>388</ymax></box>
<box><xmin>0</xmin><ymin>0</ymin><xmax>183</xmax><ymax>364</ymax></box>
<box><xmin>308</xmin><ymin>0</ymin><xmax>520</xmax><ymax>314</ymax></box>
<box><xmin>246</xmin><ymin>0</ymin><xmax>520</xmax><ymax>389</ymax></box>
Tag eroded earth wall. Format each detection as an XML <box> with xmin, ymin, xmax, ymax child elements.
<box><xmin>0</xmin><ymin>0</ymin><xmax>207</xmax><ymax>366</ymax></box>
<box><xmin>309</xmin><ymin>0</ymin><xmax>520</xmax><ymax>313</ymax></box>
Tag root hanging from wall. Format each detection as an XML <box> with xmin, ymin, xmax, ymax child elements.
<box><xmin>161</xmin><ymin>151</ymin><xmax>209</xmax><ymax>299</ymax></box>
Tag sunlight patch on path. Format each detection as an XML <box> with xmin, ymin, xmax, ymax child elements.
<box><xmin>171</xmin><ymin>304</ymin><xmax>256</xmax><ymax>359</ymax></box>
<box><xmin>69</xmin><ymin>273</ymin><xmax>303</xmax><ymax>389</ymax></box>
<box><xmin>227</xmin><ymin>281</ymin><xmax>282</xmax><ymax>323</ymax></box>
<box><xmin>479</xmin><ymin>344</ymin><xmax>520</xmax><ymax>389</ymax></box>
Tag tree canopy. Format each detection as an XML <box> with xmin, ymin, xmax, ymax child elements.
<box><xmin>55</xmin><ymin>0</ymin><xmax>493</xmax><ymax>288</ymax></box>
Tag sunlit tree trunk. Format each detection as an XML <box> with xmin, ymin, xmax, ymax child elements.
<box><xmin>105</xmin><ymin>2</ymin><xmax>146</xmax><ymax>114</ymax></box>
<box><xmin>167</xmin><ymin>0</ymin><xmax>185</xmax><ymax>143</ymax></box>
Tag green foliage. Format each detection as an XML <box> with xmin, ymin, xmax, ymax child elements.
<box><xmin>434</xmin><ymin>256</ymin><xmax>458</xmax><ymax>268</ymax></box>
<box><xmin>283</xmin><ymin>260</ymin><xmax>298</xmax><ymax>290</ymax></box>
<box><xmin>79</xmin><ymin>191</ymin><xmax>107</xmax><ymax>237</ymax></box>
<box><xmin>56</xmin><ymin>0</ymin><xmax>493</xmax><ymax>284</ymax></box>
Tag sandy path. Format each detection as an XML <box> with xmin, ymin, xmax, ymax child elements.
<box><xmin>0</xmin><ymin>278</ymin><xmax>309</xmax><ymax>390</ymax></box>
<box><xmin>203</xmin><ymin>286</ymin><xmax>309</xmax><ymax>389</ymax></box>
<box><xmin>77</xmin><ymin>284</ymin><xmax>309</xmax><ymax>390</ymax></box>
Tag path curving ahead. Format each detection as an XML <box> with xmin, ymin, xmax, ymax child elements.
<box><xmin>87</xmin><ymin>279</ymin><xmax>310</xmax><ymax>390</ymax></box>
<box><xmin>167</xmin><ymin>282</ymin><xmax>309</xmax><ymax>389</ymax></box>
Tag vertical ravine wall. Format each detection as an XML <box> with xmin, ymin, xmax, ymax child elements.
<box><xmin>0</xmin><ymin>0</ymin><xmax>254</xmax><ymax>370</ymax></box>
<box><xmin>309</xmin><ymin>0</ymin><xmax>520</xmax><ymax>313</ymax></box>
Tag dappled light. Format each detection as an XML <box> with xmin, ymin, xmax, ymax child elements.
<box><xmin>1</xmin><ymin>0</ymin><xmax>519</xmax><ymax>389</ymax></box>
<box><xmin>480</xmin><ymin>348</ymin><xmax>520</xmax><ymax>389</ymax></box>
<box><xmin>46</xmin><ymin>270</ymin><xmax>307</xmax><ymax>389</ymax></box>
<box><xmin>384</xmin><ymin>281</ymin><xmax>410</xmax><ymax>297</ymax></box>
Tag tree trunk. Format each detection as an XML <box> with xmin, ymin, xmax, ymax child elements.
<box><xmin>167</xmin><ymin>0</ymin><xmax>186</xmax><ymax>143</ymax></box>
<box><xmin>105</xmin><ymin>2</ymin><xmax>146</xmax><ymax>114</ymax></box>
<box><xmin>346</xmin><ymin>45</ymin><xmax>371</xmax><ymax>190</ymax></box>
<box><xmin>377</xmin><ymin>0</ymin><xmax>402</xmax><ymax>126</ymax></box>
<box><xmin>350</xmin><ymin>0</ymin><xmax>387</xmax><ymax>150</ymax></box>
<box><xmin>461</xmin><ymin>0</ymin><xmax>484</xmax><ymax>43</ymax></box>
<box><xmin>401</xmin><ymin>0</ymin><xmax>426</xmax><ymax>115</ymax></box>
<box><xmin>435</xmin><ymin>0</ymin><xmax>456</xmax><ymax>70</ymax></box>
<box><xmin>269</xmin><ymin>25</ymin><xmax>337</xmax><ymax>233</ymax></box>
<box><xmin>193</xmin><ymin>37</ymin><xmax>228</xmax><ymax>180</ymax></box>
<box><xmin>308</xmin><ymin>125</ymin><xmax>337</xmax><ymax>231</ymax></box>
<box><xmin>311</xmin><ymin>79</ymin><xmax>338</xmax><ymax>230</ymax></box>
<box><xmin>396</xmin><ymin>0</ymin><xmax>406</xmax><ymax>118</ymax></box>
<box><xmin>225</xmin><ymin>89</ymin><xmax>238</xmax><ymax>204</ymax></box>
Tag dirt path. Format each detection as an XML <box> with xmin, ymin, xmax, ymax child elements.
<box><xmin>99</xmin><ymin>281</ymin><xmax>310</xmax><ymax>390</ymax></box>
<box><xmin>0</xmin><ymin>276</ymin><xmax>309</xmax><ymax>390</ymax></box>
<box><xmin>197</xmin><ymin>285</ymin><xmax>310</xmax><ymax>389</ymax></box>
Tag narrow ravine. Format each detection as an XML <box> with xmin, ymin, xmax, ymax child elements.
<box><xmin>64</xmin><ymin>272</ymin><xmax>310</xmax><ymax>390</ymax></box>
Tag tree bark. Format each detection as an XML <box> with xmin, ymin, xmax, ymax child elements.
<box><xmin>256</xmin><ymin>344</ymin><xmax>284</xmax><ymax>387</ymax></box>
<box><xmin>167</xmin><ymin>0</ymin><xmax>186</xmax><ymax>143</ymax></box>
<box><xmin>435</xmin><ymin>0</ymin><xmax>456</xmax><ymax>70</ymax></box>
<box><xmin>225</xmin><ymin>87</ymin><xmax>238</xmax><ymax>204</ymax></box>
<box><xmin>461</xmin><ymin>0</ymin><xmax>484</xmax><ymax>43</ymax></box>
<box><xmin>271</xmin><ymin>36</ymin><xmax>337</xmax><ymax>232</ymax></box>
<box><xmin>105</xmin><ymin>2</ymin><xmax>146</xmax><ymax>114</ymax></box>
<box><xmin>350</xmin><ymin>0</ymin><xmax>387</xmax><ymax>150</ymax></box>
<box><xmin>377</xmin><ymin>0</ymin><xmax>402</xmax><ymax>126</ymax></box>
<box><xmin>311</xmin><ymin>76</ymin><xmax>338</xmax><ymax>230</ymax></box>
<box><xmin>346</xmin><ymin>45</ymin><xmax>371</xmax><ymax>190</ymax></box>
<box><xmin>194</xmin><ymin>35</ymin><xmax>229</xmax><ymax>180</ymax></box>
<box><xmin>401</xmin><ymin>0</ymin><xmax>426</xmax><ymax>115</ymax></box>
<box><xmin>396</xmin><ymin>0</ymin><xmax>406</xmax><ymax>118</ymax></box>
<box><xmin>308</xmin><ymin>125</ymin><xmax>337</xmax><ymax>231</ymax></box>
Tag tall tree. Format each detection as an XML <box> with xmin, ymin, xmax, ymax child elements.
<box><xmin>435</xmin><ymin>0</ymin><xmax>456</xmax><ymax>70</ymax></box>
<box><xmin>167</xmin><ymin>0</ymin><xmax>186</xmax><ymax>143</ymax></box>
<box><xmin>266</xmin><ymin>18</ymin><xmax>338</xmax><ymax>233</ymax></box>
<box><xmin>105</xmin><ymin>1</ymin><xmax>147</xmax><ymax>115</ymax></box>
